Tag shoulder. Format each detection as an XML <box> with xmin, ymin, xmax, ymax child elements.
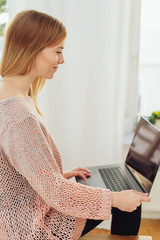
<box><xmin>0</xmin><ymin>94</ymin><xmax>31</xmax><ymax>111</ymax></box>
<box><xmin>0</xmin><ymin>96</ymin><xmax>38</xmax><ymax>135</ymax></box>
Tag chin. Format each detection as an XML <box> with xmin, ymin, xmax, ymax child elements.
<box><xmin>45</xmin><ymin>74</ymin><xmax>54</xmax><ymax>79</ymax></box>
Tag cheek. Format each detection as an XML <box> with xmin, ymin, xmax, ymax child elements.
<box><xmin>40</xmin><ymin>53</ymin><xmax>54</xmax><ymax>65</ymax></box>
<box><xmin>35</xmin><ymin>52</ymin><xmax>57</xmax><ymax>69</ymax></box>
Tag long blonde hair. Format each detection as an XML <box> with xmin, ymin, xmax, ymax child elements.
<box><xmin>0</xmin><ymin>10</ymin><xmax>67</xmax><ymax>116</ymax></box>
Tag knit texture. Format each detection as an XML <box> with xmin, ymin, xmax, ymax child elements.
<box><xmin>0</xmin><ymin>96</ymin><xmax>111</xmax><ymax>240</ymax></box>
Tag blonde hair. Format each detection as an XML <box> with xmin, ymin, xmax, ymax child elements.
<box><xmin>0</xmin><ymin>10</ymin><xmax>67</xmax><ymax>116</ymax></box>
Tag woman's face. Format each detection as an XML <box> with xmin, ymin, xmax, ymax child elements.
<box><xmin>33</xmin><ymin>40</ymin><xmax>65</xmax><ymax>79</ymax></box>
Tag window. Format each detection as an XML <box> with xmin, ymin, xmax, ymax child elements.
<box><xmin>138</xmin><ymin>0</ymin><xmax>160</xmax><ymax>116</ymax></box>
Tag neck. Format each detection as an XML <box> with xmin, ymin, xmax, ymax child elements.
<box><xmin>2</xmin><ymin>74</ymin><xmax>36</xmax><ymax>97</ymax></box>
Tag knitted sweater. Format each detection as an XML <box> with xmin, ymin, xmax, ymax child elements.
<box><xmin>0</xmin><ymin>96</ymin><xmax>111</xmax><ymax>240</ymax></box>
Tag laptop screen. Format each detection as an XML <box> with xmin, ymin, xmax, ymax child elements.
<box><xmin>125</xmin><ymin>117</ymin><xmax>160</xmax><ymax>193</ymax></box>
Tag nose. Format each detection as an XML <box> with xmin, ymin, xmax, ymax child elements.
<box><xmin>58</xmin><ymin>53</ymin><xmax>65</xmax><ymax>64</ymax></box>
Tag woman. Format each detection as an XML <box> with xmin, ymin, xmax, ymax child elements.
<box><xmin>0</xmin><ymin>10</ymin><xmax>151</xmax><ymax>240</ymax></box>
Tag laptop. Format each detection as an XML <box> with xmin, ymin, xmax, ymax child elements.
<box><xmin>76</xmin><ymin>117</ymin><xmax>160</xmax><ymax>193</ymax></box>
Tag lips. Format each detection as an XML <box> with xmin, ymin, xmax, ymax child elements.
<box><xmin>53</xmin><ymin>67</ymin><xmax>58</xmax><ymax>71</ymax></box>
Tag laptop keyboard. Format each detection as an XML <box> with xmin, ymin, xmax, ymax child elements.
<box><xmin>98</xmin><ymin>167</ymin><xmax>132</xmax><ymax>191</ymax></box>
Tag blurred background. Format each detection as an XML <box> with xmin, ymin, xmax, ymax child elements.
<box><xmin>0</xmin><ymin>0</ymin><xmax>160</xmax><ymax>223</ymax></box>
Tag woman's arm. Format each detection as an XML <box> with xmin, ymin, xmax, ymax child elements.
<box><xmin>2</xmin><ymin>116</ymin><xmax>111</xmax><ymax>220</ymax></box>
<box><xmin>64</xmin><ymin>168</ymin><xmax>151</xmax><ymax>212</ymax></box>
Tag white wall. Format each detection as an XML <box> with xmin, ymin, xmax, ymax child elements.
<box><xmin>7</xmin><ymin>0</ymin><xmax>141</xmax><ymax>172</ymax></box>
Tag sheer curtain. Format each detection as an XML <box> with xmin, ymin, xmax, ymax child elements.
<box><xmin>7</xmin><ymin>0</ymin><xmax>141</xmax><ymax>171</ymax></box>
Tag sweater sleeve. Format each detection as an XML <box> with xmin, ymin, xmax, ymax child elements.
<box><xmin>2</xmin><ymin>116</ymin><xmax>111</xmax><ymax>220</ymax></box>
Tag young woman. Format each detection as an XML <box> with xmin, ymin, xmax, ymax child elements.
<box><xmin>0</xmin><ymin>10</ymin><xmax>151</xmax><ymax>240</ymax></box>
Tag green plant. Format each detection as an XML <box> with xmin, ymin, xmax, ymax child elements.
<box><xmin>148</xmin><ymin>111</ymin><xmax>160</xmax><ymax>125</ymax></box>
<box><xmin>0</xmin><ymin>0</ymin><xmax>7</xmax><ymax>14</ymax></box>
<box><xmin>0</xmin><ymin>0</ymin><xmax>7</xmax><ymax>36</ymax></box>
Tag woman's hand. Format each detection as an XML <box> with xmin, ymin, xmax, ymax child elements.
<box><xmin>63</xmin><ymin>167</ymin><xmax>91</xmax><ymax>181</ymax></box>
<box><xmin>111</xmin><ymin>190</ymin><xmax>151</xmax><ymax>212</ymax></box>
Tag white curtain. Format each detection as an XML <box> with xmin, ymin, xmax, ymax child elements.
<box><xmin>7</xmin><ymin>0</ymin><xmax>141</xmax><ymax>172</ymax></box>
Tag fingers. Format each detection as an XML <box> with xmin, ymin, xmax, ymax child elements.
<box><xmin>117</xmin><ymin>190</ymin><xmax>151</xmax><ymax>212</ymax></box>
<box><xmin>136</xmin><ymin>191</ymin><xmax>149</xmax><ymax>197</ymax></box>
<box><xmin>141</xmin><ymin>195</ymin><xmax>151</xmax><ymax>202</ymax></box>
<box><xmin>134</xmin><ymin>191</ymin><xmax>151</xmax><ymax>203</ymax></box>
<box><xmin>77</xmin><ymin>172</ymin><xmax>88</xmax><ymax>181</ymax></box>
<box><xmin>76</xmin><ymin>170</ymin><xmax>91</xmax><ymax>181</ymax></box>
<box><xmin>75</xmin><ymin>167</ymin><xmax>91</xmax><ymax>174</ymax></box>
<box><xmin>63</xmin><ymin>167</ymin><xmax>91</xmax><ymax>180</ymax></box>
<box><xmin>74</xmin><ymin>167</ymin><xmax>91</xmax><ymax>179</ymax></box>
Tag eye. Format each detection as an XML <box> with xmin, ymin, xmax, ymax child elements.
<box><xmin>56</xmin><ymin>51</ymin><xmax>62</xmax><ymax>55</ymax></box>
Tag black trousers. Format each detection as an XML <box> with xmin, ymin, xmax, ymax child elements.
<box><xmin>81</xmin><ymin>205</ymin><xmax>141</xmax><ymax>237</ymax></box>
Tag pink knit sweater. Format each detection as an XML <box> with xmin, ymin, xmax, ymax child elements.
<box><xmin>0</xmin><ymin>96</ymin><xmax>111</xmax><ymax>240</ymax></box>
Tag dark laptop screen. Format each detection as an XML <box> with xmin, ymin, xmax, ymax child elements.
<box><xmin>126</xmin><ymin>117</ymin><xmax>160</xmax><ymax>193</ymax></box>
